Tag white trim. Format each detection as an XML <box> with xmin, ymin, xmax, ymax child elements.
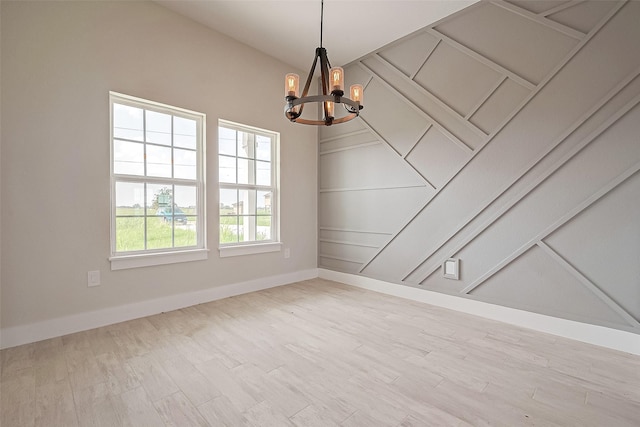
<box><xmin>318</xmin><ymin>269</ymin><xmax>640</xmax><ymax>356</ymax></box>
<box><xmin>219</xmin><ymin>242</ymin><xmax>282</xmax><ymax>258</ymax></box>
<box><xmin>0</xmin><ymin>268</ymin><xmax>319</xmax><ymax>350</ymax></box>
<box><xmin>110</xmin><ymin>248</ymin><xmax>209</xmax><ymax>270</ymax></box>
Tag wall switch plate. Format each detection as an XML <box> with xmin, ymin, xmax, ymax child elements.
<box><xmin>443</xmin><ymin>258</ymin><xmax>460</xmax><ymax>280</ymax></box>
<box><xmin>88</xmin><ymin>270</ymin><xmax>101</xmax><ymax>287</ymax></box>
<box><xmin>284</xmin><ymin>248</ymin><xmax>291</xmax><ymax>259</ymax></box>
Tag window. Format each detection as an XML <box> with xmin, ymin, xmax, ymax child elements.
<box><xmin>109</xmin><ymin>92</ymin><xmax>207</xmax><ymax>270</ymax></box>
<box><xmin>218</xmin><ymin>120</ymin><xmax>280</xmax><ymax>257</ymax></box>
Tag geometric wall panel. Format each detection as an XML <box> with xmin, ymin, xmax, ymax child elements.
<box><xmin>469</xmin><ymin>78</ymin><xmax>530</xmax><ymax>134</ymax></box>
<box><xmin>506</xmin><ymin>1</ymin><xmax>570</xmax><ymax>15</ymax></box>
<box><xmin>319</xmin><ymin>186</ymin><xmax>433</xmax><ymax>233</ymax></box>
<box><xmin>545</xmin><ymin>172</ymin><xmax>640</xmax><ymax>321</ymax></box>
<box><xmin>319</xmin><ymin>229</ymin><xmax>390</xmax><ymax>248</ymax></box>
<box><xmin>319</xmin><ymin>0</ymin><xmax>640</xmax><ymax>335</ymax></box>
<box><xmin>320</xmin><ymin>143</ymin><xmax>425</xmax><ymax>190</ymax></box>
<box><xmin>360</xmin><ymin>79</ymin><xmax>429</xmax><ymax>156</ymax></box>
<box><xmin>547</xmin><ymin>0</ymin><xmax>618</xmax><ymax>34</ymax></box>
<box><xmin>379</xmin><ymin>32</ymin><xmax>440</xmax><ymax>78</ymax></box>
<box><xmin>435</xmin><ymin>2</ymin><xmax>579</xmax><ymax>84</ymax></box>
<box><xmin>470</xmin><ymin>246</ymin><xmax>632</xmax><ymax>328</ymax></box>
<box><xmin>406</xmin><ymin>127</ymin><xmax>470</xmax><ymax>188</ymax></box>
<box><xmin>414</xmin><ymin>41</ymin><xmax>501</xmax><ymax>117</ymax></box>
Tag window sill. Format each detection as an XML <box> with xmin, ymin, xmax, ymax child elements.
<box><xmin>110</xmin><ymin>248</ymin><xmax>209</xmax><ymax>270</ymax></box>
<box><xmin>219</xmin><ymin>242</ymin><xmax>282</xmax><ymax>258</ymax></box>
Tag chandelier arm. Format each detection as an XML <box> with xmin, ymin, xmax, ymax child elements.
<box><xmin>318</xmin><ymin>48</ymin><xmax>332</xmax><ymax>123</ymax></box>
<box><xmin>298</xmin><ymin>51</ymin><xmax>320</xmax><ymax>117</ymax></box>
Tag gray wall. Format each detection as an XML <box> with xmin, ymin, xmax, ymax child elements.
<box><xmin>0</xmin><ymin>1</ymin><xmax>317</xmax><ymax>331</ymax></box>
<box><xmin>319</xmin><ymin>0</ymin><xmax>640</xmax><ymax>334</ymax></box>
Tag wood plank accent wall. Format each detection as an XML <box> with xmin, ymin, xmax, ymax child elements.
<box><xmin>318</xmin><ymin>0</ymin><xmax>640</xmax><ymax>334</ymax></box>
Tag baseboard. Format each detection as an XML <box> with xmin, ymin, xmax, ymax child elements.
<box><xmin>0</xmin><ymin>268</ymin><xmax>319</xmax><ymax>350</ymax></box>
<box><xmin>319</xmin><ymin>269</ymin><xmax>640</xmax><ymax>356</ymax></box>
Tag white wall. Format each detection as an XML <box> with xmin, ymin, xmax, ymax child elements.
<box><xmin>0</xmin><ymin>1</ymin><xmax>317</xmax><ymax>343</ymax></box>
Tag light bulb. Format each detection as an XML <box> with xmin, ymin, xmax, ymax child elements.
<box><xmin>350</xmin><ymin>84</ymin><xmax>363</xmax><ymax>105</ymax></box>
<box><xmin>329</xmin><ymin>67</ymin><xmax>344</xmax><ymax>93</ymax></box>
<box><xmin>284</xmin><ymin>73</ymin><xmax>299</xmax><ymax>98</ymax></box>
<box><xmin>325</xmin><ymin>101</ymin><xmax>334</xmax><ymax>118</ymax></box>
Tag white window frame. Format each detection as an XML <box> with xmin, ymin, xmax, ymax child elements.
<box><xmin>218</xmin><ymin>119</ymin><xmax>281</xmax><ymax>258</ymax></box>
<box><xmin>109</xmin><ymin>92</ymin><xmax>207</xmax><ymax>270</ymax></box>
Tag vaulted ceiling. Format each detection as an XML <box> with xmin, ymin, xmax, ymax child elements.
<box><xmin>155</xmin><ymin>0</ymin><xmax>477</xmax><ymax>71</ymax></box>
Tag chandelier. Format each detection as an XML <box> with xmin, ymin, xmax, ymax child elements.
<box><xmin>284</xmin><ymin>0</ymin><xmax>364</xmax><ymax>126</ymax></box>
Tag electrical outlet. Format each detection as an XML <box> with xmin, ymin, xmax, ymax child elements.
<box><xmin>88</xmin><ymin>270</ymin><xmax>101</xmax><ymax>287</ymax></box>
<box><xmin>284</xmin><ymin>248</ymin><xmax>291</xmax><ymax>259</ymax></box>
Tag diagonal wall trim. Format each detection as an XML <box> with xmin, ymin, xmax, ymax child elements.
<box><xmin>360</xmin><ymin>57</ymin><xmax>478</xmax><ymax>150</ymax></box>
<box><xmin>460</xmin><ymin>164</ymin><xmax>640</xmax><ymax>295</ymax></box>
<box><xmin>427</xmin><ymin>28</ymin><xmax>536</xmax><ymax>90</ymax></box>
<box><xmin>370</xmin><ymin>54</ymin><xmax>486</xmax><ymax>141</ymax></box>
<box><xmin>403</xmin><ymin>124</ymin><xmax>432</xmax><ymax>160</ymax></box>
<box><xmin>465</xmin><ymin>75</ymin><xmax>508</xmax><ymax>120</ymax></box>
<box><xmin>410</xmin><ymin>38</ymin><xmax>441</xmax><ymax>81</ymax></box>
<box><xmin>360</xmin><ymin>2</ymin><xmax>624</xmax><ymax>278</ymax></box>
<box><xmin>536</xmin><ymin>241</ymin><xmax>640</xmax><ymax>327</ymax></box>
<box><xmin>491</xmin><ymin>0</ymin><xmax>586</xmax><ymax>40</ymax></box>
<box><xmin>409</xmin><ymin>69</ymin><xmax>640</xmax><ymax>284</ymax></box>
<box><xmin>541</xmin><ymin>0</ymin><xmax>584</xmax><ymax>17</ymax></box>
<box><xmin>357</xmin><ymin>114</ymin><xmax>437</xmax><ymax>190</ymax></box>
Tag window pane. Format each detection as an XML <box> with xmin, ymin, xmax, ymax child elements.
<box><xmin>147</xmin><ymin>216</ymin><xmax>172</xmax><ymax>249</ymax></box>
<box><xmin>219</xmin><ymin>155</ymin><xmax>236</xmax><ymax>183</ymax></box>
<box><xmin>174</xmin><ymin>116</ymin><xmax>196</xmax><ymax>149</ymax></box>
<box><xmin>237</xmin><ymin>132</ymin><xmax>254</xmax><ymax>159</ymax></box>
<box><xmin>238</xmin><ymin>158</ymin><xmax>254</xmax><ymax>185</ymax></box>
<box><xmin>115</xmin><ymin>217</ymin><xmax>145</xmax><ymax>251</ymax></box>
<box><xmin>113</xmin><ymin>103</ymin><xmax>143</xmax><ymax>141</ymax></box>
<box><xmin>174</xmin><ymin>185</ymin><xmax>196</xmax><ymax>213</ymax></box>
<box><xmin>256</xmin><ymin>135</ymin><xmax>271</xmax><ymax>161</ymax></box>
<box><xmin>219</xmin><ymin>127</ymin><xmax>236</xmax><ymax>156</ymax></box>
<box><xmin>256</xmin><ymin>161</ymin><xmax>270</xmax><ymax>186</ymax></box>
<box><xmin>220</xmin><ymin>188</ymin><xmax>237</xmax><ymax>216</ymax></box>
<box><xmin>147</xmin><ymin>145</ymin><xmax>172</xmax><ymax>178</ymax></box>
<box><xmin>145</xmin><ymin>110</ymin><xmax>171</xmax><ymax>145</ymax></box>
<box><xmin>173</xmin><ymin>186</ymin><xmax>196</xmax><ymax>247</ymax></box>
<box><xmin>175</xmin><ymin>217</ymin><xmax>197</xmax><ymax>247</ymax></box>
<box><xmin>116</xmin><ymin>182</ymin><xmax>145</xmax><ymax>215</ymax></box>
<box><xmin>113</xmin><ymin>140</ymin><xmax>144</xmax><ymax>175</ymax></box>
<box><xmin>257</xmin><ymin>216</ymin><xmax>271</xmax><ymax>241</ymax></box>
<box><xmin>220</xmin><ymin>217</ymin><xmax>238</xmax><ymax>244</ymax></box>
<box><xmin>257</xmin><ymin>190</ymin><xmax>271</xmax><ymax>214</ymax></box>
<box><xmin>147</xmin><ymin>184</ymin><xmax>172</xmax><ymax>214</ymax></box>
<box><xmin>174</xmin><ymin>148</ymin><xmax>196</xmax><ymax>180</ymax></box>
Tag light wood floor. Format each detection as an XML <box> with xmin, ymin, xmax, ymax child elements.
<box><xmin>1</xmin><ymin>278</ymin><xmax>639</xmax><ymax>426</ymax></box>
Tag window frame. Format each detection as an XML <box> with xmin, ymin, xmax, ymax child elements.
<box><xmin>109</xmin><ymin>92</ymin><xmax>207</xmax><ymax>270</ymax></box>
<box><xmin>218</xmin><ymin>119</ymin><xmax>281</xmax><ymax>257</ymax></box>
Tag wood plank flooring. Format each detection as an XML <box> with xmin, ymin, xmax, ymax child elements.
<box><xmin>2</xmin><ymin>278</ymin><xmax>639</xmax><ymax>426</ymax></box>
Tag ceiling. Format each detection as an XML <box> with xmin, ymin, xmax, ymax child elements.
<box><xmin>155</xmin><ymin>0</ymin><xmax>477</xmax><ymax>72</ymax></box>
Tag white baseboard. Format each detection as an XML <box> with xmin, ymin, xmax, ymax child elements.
<box><xmin>0</xmin><ymin>268</ymin><xmax>319</xmax><ymax>350</ymax></box>
<box><xmin>319</xmin><ymin>269</ymin><xmax>640</xmax><ymax>356</ymax></box>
